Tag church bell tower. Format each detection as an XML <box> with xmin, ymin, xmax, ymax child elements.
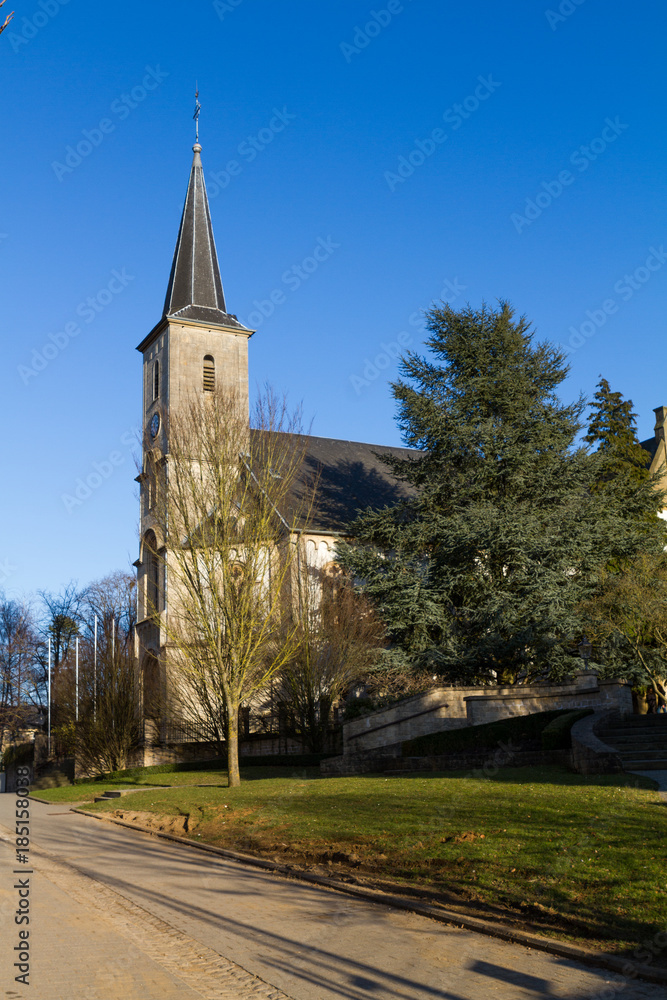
<box><xmin>134</xmin><ymin>138</ymin><xmax>253</xmax><ymax>716</ymax></box>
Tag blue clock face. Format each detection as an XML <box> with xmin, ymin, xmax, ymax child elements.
<box><xmin>150</xmin><ymin>413</ymin><xmax>160</xmax><ymax>439</ymax></box>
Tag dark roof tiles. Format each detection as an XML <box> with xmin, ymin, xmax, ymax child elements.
<box><xmin>249</xmin><ymin>430</ymin><xmax>418</xmax><ymax>533</ymax></box>
<box><xmin>163</xmin><ymin>144</ymin><xmax>250</xmax><ymax>333</ymax></box>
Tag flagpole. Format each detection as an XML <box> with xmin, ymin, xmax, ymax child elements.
<box><xmin>94</xmin><ymin>615</ymin><xmax>98</xmax><ymax>722</ymax></box>
<box><xmin>75</xmin><ymin>637</ymin><xmax>79</xmax><ymax>723</ymax></box>
<box><xmin>47</xmin><ymin>636</ymin><xmax>52</xmax><ymax>757</ymax></box>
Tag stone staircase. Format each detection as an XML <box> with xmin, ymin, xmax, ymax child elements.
<box><xmin>93</xmin><ymin>789</ymin><xmax>131</xmax><ymax>803</ymax></box>
<box><xmin>597</xmin><ymin>715</ymin><xmax>667</xmax><ymax>771</ymax></box>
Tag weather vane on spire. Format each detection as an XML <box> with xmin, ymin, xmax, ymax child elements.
<box><xmin>193</xmin><ymin>86</ymin><xmax>201</xmax><ymax>144</ymax></box>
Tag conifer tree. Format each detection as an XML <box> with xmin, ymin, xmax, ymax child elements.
<box><xmin>337</xmin><ymin>303</ymin><xmax>665</xmax><ymax>684</ymax></box>
<box><xmin>584</xmin><ymin>377</ymin><xmax>651</xmax><ymax>489</ymax></box>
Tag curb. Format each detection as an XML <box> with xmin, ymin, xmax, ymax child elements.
<box><xmin>73</xmin><ymin>805</ymin><xmax>667</xmax><ymax>986</ymax></box>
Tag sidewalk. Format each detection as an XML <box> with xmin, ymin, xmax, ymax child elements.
<box><xmin>0</xmin><ymin>836</ymin><xmax>291</xmax><ymax>1000</ymax></box>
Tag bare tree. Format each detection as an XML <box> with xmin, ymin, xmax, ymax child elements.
<box><xmin>34</xmin><ymin>582</ymin><xmax>82</xmax><ymax>720</ymax></box>
<box><xmin>0</xmin><ymin>597</ymin><xmax>37</xmax><ymax>754</ymax></box>
<box><xmin>278</xmin><ymin>562</ymin><xmax>386</xmax><ymax>751</ymax></box>
<box><xmin>73</xmin><ymin>639</ymin><xmax>142</xmax><ymax>776</ymax></box>
<box><xmin>80</xmin><ymin>571</ymin><xmax>136</xmax><ymax>653</ymax></box>
<box><xmin>55</xmin><ymin>572</ymin><xmax>141</xmax><ymax>775</ymax></box>
<box><xmin>151</xmin><ymin>385</ymin><xmax>314</xmax><ymax>786</ymax></box>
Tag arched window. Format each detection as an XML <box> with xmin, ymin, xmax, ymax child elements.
<box><xmin>203</xmin><ymin>355</ymin><xmax>215</xmax><ymax>392</ymax></box>
<box><xmin>321</xmin><ymin>562</ymin><xmax>345</xmax><ymax>624</ymax></box>
<box><xmin>145</xmin><ymin>531</ymin><xmax>160</xmax><ymax>616</ymax></box>
<box><xmin>148</xmin><ymin>464</ymin><xmax>156</xmax><ymax>510</ymax></box>
<box><xmin>153</xmin><ymin>360</ymin><xmax>160</xmax><ymax>401</ymax></box>
<box><xmin>322</xmin><ymin>562</ymin><xmax>344</xmax><ymax>602</ymax></box>
<box><xmin>142</xmin><ymin>653</ymin><xmax>160</xmax><ymax>719</ymax></box>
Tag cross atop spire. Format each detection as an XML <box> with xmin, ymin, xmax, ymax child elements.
<box><xmin>193</xmin><ymin>87</ymin><xmax>201</xmax><ymax>144</ymax></box>
<box><xmin>162</xmin><ymin>139</ymin><xmax>249</xmax><ymax>332</ymax></box>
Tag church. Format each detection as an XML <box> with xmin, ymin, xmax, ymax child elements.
<box><xmin>134</xmin><ymin>136</ymin><xmax>667</xmax><ymax>732</ymax></box>
<box><xmin>134</xmin><ymin>138</ymin><xmax>415</xmax><ymax>719</ymax></box>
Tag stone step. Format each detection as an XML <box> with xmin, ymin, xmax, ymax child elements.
<box><xmin>600</xmin><ymin>738</ymin><xmax>667</xmax><ymax>750</ymax></box>
<box><xmin>613</xmin><ymin>716</ymin><xmax>667</xmax><ymax>728</ymax></box>
<box><xmin>621</xmin><ymin>759</ymin><xmax>667</xmax><ymax>770</ymax></box>
<box><xmin>615</xmin><ymin>749</ymin><xmax>667</xmax><ymax>761</ymax></box>
<box><xmin>600</xmin><ymin>722</ymin><xmax>667</xmax><ymax>731</ymax></box>
<box><xmin>608</xmin><ymin>728</ymin><xmax>667</xmax><ymax>736</ymax></box>
<box><xmin>599</xmin><ymin>729</ymin><xmax>667</xmax><ymax>739</ymax></box>
<box><xmin>601</xmin><ymin>733</ymin><xmax>667</xmax><ymax>742</ymax></box>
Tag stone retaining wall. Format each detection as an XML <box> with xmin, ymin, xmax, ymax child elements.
<box><xmin>325</xmin><ymin>672</ymin><xmax>632</xmax><ymax>777</ymax></box>
<box><xmin>465</xmin><ymin>678</ymin><xmax>632</xmax><ymax>724</ymax></box>
<box><xmin>571</xmin><ymin>711</ymin><xmax>624</xmax><ymax>774</ymax></box>
<box><xmin>343</xmin><ymin>686</ymin><xmax>484</xmax><ymax>755</ymax></box>
<box><xmin>341</xmin><ymin>673</ymin><xmax>631</xmax><ymax>758</ymax></box>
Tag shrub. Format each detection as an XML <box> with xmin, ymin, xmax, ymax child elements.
<box><xmin>343</xmin><ymin>697</ymin><xmax>375</xmax><ymax>721</ymax></box>
<box><xmin>1</xmin><ymin>741</ymin><xmax>34</xmax><ymax>770</ymax></box>
<box><xmin>52</xmin><ymin>722</ymin><xmax>77</xmax><ymax>757</ymax></box>
<box><xmin>540</xmin><ymin>709</ymin><xmax>593</xmax><ymax>751</ymax></box>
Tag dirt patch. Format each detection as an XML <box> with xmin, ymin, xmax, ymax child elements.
<box><xmin>112</xmin><ymin>809</ymin><xmax>199</xmax><ymax>836</ymax></box>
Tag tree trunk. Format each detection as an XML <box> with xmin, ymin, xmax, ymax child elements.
<box><xmin>226</xmin><ymin>696</ymin><xmax>240</xmax><ymax>787</ymax></box>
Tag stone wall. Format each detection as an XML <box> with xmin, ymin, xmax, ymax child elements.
<box><xmin>465</xmin><ymin>675</ymin><xmax>632</xmax><ymax>724</ymax></box>
<box><xmin>74</xmin><ymin>733</ymin><xmax>315</xmax><ymax>778</ymax></box>
<box><xmin>343</xmin><ymin>686</ymin><xmax>482</xmax><ymax>755</ymax></box>
<box><xmin>322</xmin><ymin>672</ymin><xmax>633</xmax><ymax>776</ymax></box>
<box><xmin>570</xmin><ymin>711</ymin><xmax>624</xmax><ymax>775</ymax></box>
<box><xmin>341</xmin><ymin>672</ymin><xmax>631</xmax><ymax>757</ymax></box>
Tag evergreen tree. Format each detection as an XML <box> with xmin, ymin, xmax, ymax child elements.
<box><xmin>584</xmin><ymin>377</ymin><xmax>651</xmax><ymax>489</ymax></box>
<box><xmin>337</xmin><ymin>303</ymin><xmax>665</xmax><ymax>685</ymax></box>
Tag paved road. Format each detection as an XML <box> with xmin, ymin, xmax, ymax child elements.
<box><xmin>0</xmin><ymin>795</ymin><xmax>663</xmax><ymax>1000</ymax></box>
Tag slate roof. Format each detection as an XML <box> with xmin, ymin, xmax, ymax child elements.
<box><xmin>640</xmin><ymin>436</ymin><xmax>659</xmax><ymax>462</ymax></box>
<box><xmin>249</xmin><ymin>430</ymin><xmax>419</xmax><ymax>534</ymax></box>
<box><xmin>162</xmin><ymin>143</ymin><xmax>250</xmax><ymax>333</ymax></box>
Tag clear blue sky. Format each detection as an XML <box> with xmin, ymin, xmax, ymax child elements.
<box><xmin>2</xmin><ymin>0</ymin><xmax>666</xmax><ymax>598</ymax></box>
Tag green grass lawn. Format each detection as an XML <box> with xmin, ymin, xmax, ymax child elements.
<box><xmin>31</xmin><ymin>765</ymin><xmax>319</xmax><ymax>801</ymax></box>
<box><xmin>35</xmin><ymin>764</ymin><xmax>666</xmax><ymax>955</ymax></box>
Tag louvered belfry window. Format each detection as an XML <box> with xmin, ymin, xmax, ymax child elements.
<box><xmin>153</xmin><ymin>360</ymin><xmax>160</xmax><ymax>400</ymax></box>
<box><xmin>203</xmin><ymin>355</ymin><xmax>215</xmax><ymax>392</ymax></box>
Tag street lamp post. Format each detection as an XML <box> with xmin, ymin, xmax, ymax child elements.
<box><xmin>578</xmin><ymin>635</ymin><xmax>593</xmax><ymax>668</ymax></box>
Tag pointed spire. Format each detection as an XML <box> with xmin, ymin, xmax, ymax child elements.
<box><xmin>162</xmin><ymin>142</ymin><xmax>248</xmax><ymax>331</ymax></box>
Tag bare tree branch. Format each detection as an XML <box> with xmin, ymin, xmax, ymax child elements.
<box><xmin>0</xmin><ymin>1</ymin><xmax>14</xmax><ymax>37</ymax></box>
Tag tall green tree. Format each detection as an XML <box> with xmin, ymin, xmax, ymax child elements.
<box><xmin>584</xmin><ymin>377</ymin><xmax>651</xmax><ymax>489</ymax></box>
<box><xmin>337</xmin><ymin>302</ymin><xmax>665</xmax><ymax>684</ymax></box>
<box><xmin>582</xmin><ymin>552</ymin><xmax>667</xmax><ymax>708</ymax></box>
